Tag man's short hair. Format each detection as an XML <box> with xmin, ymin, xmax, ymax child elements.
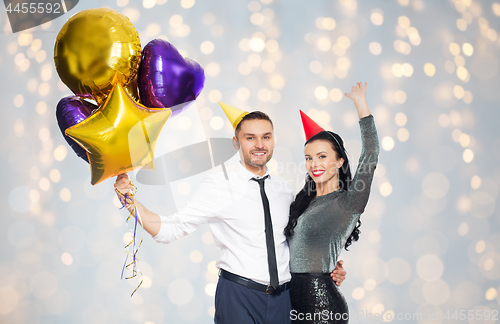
<box><xmin>235</xmin><ymin>111</ymin><xmax>274</xmax><ymax>138</ymax></box>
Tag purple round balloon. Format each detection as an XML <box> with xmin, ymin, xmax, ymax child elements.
<box><xmin>138</xmin><ymin>39</ymin><xmax>205</xmax><ymax>109</ymax></box>
<box><xmin>56</xmin><ymin>96</ymin><xmax>96</xmax><ymax>163</ymax></box>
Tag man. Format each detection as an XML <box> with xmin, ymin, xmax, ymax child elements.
<box><xmin>114</xmin><ymin>102</ymin><xmax>346</xmax><ymax>323</ymax></box>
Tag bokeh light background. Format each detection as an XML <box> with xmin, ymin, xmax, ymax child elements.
<box><xmin>1</xmin><ymin>0</ymin><xmax>500</xmax><ymax>323</ymax></box>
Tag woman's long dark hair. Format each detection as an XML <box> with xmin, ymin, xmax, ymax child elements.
<box><xmin>284</xmin><ymin>131</ymin><xmax>361</xmax><ymax>250</ymax></box>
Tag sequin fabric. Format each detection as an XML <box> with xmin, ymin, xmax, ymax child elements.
<box><xmin>290</xmin><ymin>273</ymin><xmax>349</xmax><ymax>323</ymax></box>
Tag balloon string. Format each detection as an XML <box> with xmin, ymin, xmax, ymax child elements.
<box><xmin>115</xmin><ymin>181</ymin><xmax>144</xmax><ymax>297</ymax></box>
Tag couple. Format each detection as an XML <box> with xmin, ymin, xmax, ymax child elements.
<box><xmin>114</xmin><ymin>82</ymin><xmax>379</xmax><ymax>323</ymax></box>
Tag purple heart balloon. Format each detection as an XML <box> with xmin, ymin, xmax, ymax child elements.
<box><xmin>56</xmin><ymin>96</ymin><xmax>97</xmax><ymax>163</ymax></box>
<box><xmin>138</xmin><ymin>39</ymin><xmax>205</xmax><ymax>109</ymax></box>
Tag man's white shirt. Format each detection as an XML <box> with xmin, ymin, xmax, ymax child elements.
<box><xmin>153</xmin><ymin>161</ymin><xmax>294</xmax><ymax>285</ymax></box>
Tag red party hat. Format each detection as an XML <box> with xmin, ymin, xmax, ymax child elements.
<box><xmin>300</xmin><ymin>110</ymin><xmax>326</xmax><ymax>141</ymax></box>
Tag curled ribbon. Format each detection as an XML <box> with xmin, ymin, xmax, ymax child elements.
<box><xmin>115</xmin><ymin>180</ymin><xmax>144</xmax><ymax>297</ymax></box>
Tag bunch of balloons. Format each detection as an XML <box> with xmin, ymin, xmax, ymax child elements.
<box><xmin>54</xmin><ymin>8</ymin><xmax>205</xmax><ymax>185</ymax></box>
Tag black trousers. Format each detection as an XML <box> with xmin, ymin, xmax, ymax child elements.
<box><xmin>290</xmin><ymin>273</ymin><xmax>349</xmax><ymax>324</ymax></box>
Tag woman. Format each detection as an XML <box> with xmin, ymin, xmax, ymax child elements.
<box><xmin>285</xmin><ymin>82</ymin><xmax>379</xmax><ymax>323</ymax></box>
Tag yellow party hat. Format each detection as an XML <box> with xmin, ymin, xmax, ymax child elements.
<box><xmin>219</xmin><ymin>101</ymin><xmax>249</xmax><ymax>130</ymax></box>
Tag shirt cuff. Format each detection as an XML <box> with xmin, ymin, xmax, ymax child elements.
<box><xmin>152</xmin><ymin>215</ymin><xmax>173</xmax><ymax>244</ymax></box>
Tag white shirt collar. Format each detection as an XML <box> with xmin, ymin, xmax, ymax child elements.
<box><xmin>235</xmin><ymin>160</ymin><xmax>271</xmax><ymax>181</ymax></box>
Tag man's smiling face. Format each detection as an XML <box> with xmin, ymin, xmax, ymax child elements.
<box><xmin>234</xmin><ymin>119</ymin><xmax>275</xmax><ymax>172</ymax></box>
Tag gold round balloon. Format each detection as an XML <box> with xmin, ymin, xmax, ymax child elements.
<box><xmin>54</xmin><ymin>8</ymin><xmax>141</xmax><ymax>105</ymax></box>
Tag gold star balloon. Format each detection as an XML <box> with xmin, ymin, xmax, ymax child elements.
<box><xmin>65</xmin><ymin>84</ymin><xmax>172</xmax><ymax>185</ymax></box>
<box><xmin>54</xmin><ymin>8</ymin><xmax>142</xmax><ymax>105</ymax></box>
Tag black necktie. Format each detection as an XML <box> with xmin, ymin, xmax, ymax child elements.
<box><xmin>251</xmin><ymin>175</ymin><xmax>279</xmax><ymax>289</ymax></box>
